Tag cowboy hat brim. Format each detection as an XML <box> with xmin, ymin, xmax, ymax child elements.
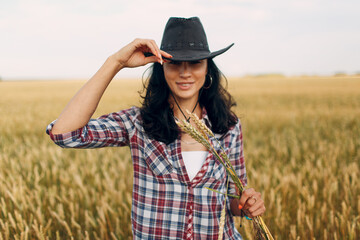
<box><xmin>162</xmin><ymin>43</ymin><xmax>234</xmax><ymax>61</ymax></box>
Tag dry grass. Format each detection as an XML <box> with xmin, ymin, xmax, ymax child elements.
<box><xmin>0</xmin><ymin>76</ymin><xmax>359</xmax><ymax>239</ymax></box>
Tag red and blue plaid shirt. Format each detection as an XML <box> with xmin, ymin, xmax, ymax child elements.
<box><xmin>46</xmin><ymin>106</ymin><xmax>247</xmax><ymax>239</ymax></box>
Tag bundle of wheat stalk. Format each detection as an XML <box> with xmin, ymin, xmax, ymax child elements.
<box><xmin>176</xmin><ymin>110</ymin><xmax>274</xmax><ymax>240</ymax></box>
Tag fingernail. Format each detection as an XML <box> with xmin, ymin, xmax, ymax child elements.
<box><xmin>238</xmin><ymin>204</ymin><xmax>243</xmax><ymax>210</ymax></box>
<box><xmin>160</xmin><ymin>59</ymin><xmax>163</xmax><ymax>65</ymax></box>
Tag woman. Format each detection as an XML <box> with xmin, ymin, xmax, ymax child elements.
<box><xmin>47</xmin><ymin>17</ymin><xmax>266</xmax><ymax>239</ymax></box>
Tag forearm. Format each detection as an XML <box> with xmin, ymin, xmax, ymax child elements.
<box><xmin>52</xmin><ymin>55</ymin><xmax>123</xmax><ymax>134</ymax></box>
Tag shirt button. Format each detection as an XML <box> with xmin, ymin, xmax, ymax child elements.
<box><xmin>190</xmin><ymin>205</ymin><xmax>193</xmax><ymax>210</ymax></box>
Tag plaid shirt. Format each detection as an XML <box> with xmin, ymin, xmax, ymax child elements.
<box><xmin>46</xmin><ymin>106</ymin><xmax>247</xmax><ymax>240</ymax></box>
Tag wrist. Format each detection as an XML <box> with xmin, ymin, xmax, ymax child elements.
<box><xmin>107</xmin><ymin>54</ymin><xmax>125</xmax><ymax>72</ymax></box>
<box><xmin>230</xmin><ymin>198</ymin><xmax>243</xmax><ymax>216</ymax></box>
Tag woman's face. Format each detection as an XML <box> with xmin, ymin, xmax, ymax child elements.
<box><xmin>163</xmin><ymin>59</ymin><xmax>207</xmax><ymax>103</ymax></box>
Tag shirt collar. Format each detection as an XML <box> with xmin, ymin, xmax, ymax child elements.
<box><xmin>201</xmin><ymin>107</ymin><xmax>212</xmax><ymax>129</ymax></box>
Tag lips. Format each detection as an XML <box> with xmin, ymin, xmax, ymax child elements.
<box><xmin>176</xmin><ymin>82</ymin><xmax>194</xmax><ymax>90</ymax></box>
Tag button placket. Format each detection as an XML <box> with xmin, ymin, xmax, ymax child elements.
<box><xmin>185</xmin><ymin>185</ymin><xmax>195</xmax><ymax>240</ymax></box>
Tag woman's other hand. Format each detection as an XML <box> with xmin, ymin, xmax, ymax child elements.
<box><xmin>237</xmin><ymin>188</ymin><xmax>266</xmax><ymax>218</ymax></box>
<box><xmin>112</xmin><ymin>38</ymin><xmax>172</xmax><ymax>69</ymax></box>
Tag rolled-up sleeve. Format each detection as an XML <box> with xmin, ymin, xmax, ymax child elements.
<box><xmin>46</xmin><ymin>108</ymin><xmax>135</xmax><ymax>149</ymax></box>
<box><xmin>227</xmin><ymin>119</ymin><xmax>247</xmax><ymax>196</ymax></box>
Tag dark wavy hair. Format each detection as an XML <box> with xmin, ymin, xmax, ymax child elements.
<box><xmin>140</xmin><ymin>58</ymin><xmax>237</xmax><ymax>144</ymax></box>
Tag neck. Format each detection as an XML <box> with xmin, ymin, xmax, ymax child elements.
<box><xmin>169</xmin><ymin>95</ymin><xmax>201</xmax><ymax>122</ymax></box>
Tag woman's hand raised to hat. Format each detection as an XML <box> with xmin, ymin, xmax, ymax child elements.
<box><xmin>50</xmin><ymin>39</ymin><xmax>171</xmax><ymax>135</ymax></box>
<box><xmin>112</xmin><ymin>38</ymin><xmax>172</xmax><ymax>69</ymax></box>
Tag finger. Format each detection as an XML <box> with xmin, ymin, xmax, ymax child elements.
<box><xmin>246</xmin><ymin>204</ymin><xmax>266</xmax><ymax>218</ymax></box>
<box><xmin>243</xmin><ymin>192</ymin><xmax>264</xmax><ymax>218</ymax></box>
<box><xmin>245</xmin><ymin>192</ymin><xmax>262</xmax><ymax>210</ymax></box>
<box><xmin>146</xmin><ymin>43</ymin><xmax>160</xmax><ymax>62</ymax></box>
<box><xmin>247</xmin><ymin>198</ymin><xmax>264</xmax><ymax>214</ymax></box>
<box><xmin>135</xmin><ymin>39</ymin><xmax>161</xmax><ymax>63</ymax></box>
<box><xmin>160</xmin><ymin>49</ymin><xmax>173</xmax><ymax>58</ymax></box>
<box><xmin>144</xmin><ymin>50</ymin><xmax>173</xmax><ymax>60</ymax></box>
<box><xmin>238</xmin><ymin>188</ymin><xmax>256</xmax><ymax>208</ymax></box>
<box><xmin>149</xmin><ymin>40</ymin><xmax>163</xmax><ymax>63</ymax></box>
<box><xmin>249</xmin><ymin>193</ymin><xmax>261</xmax><ymax>206</ymax></box>
<box><xmin>241</xmin><ymin>193</ymin><xmax>263</xmax><ymax>214</ymax></box>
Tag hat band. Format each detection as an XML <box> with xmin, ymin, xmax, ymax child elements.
<box><xmin>161</xmin><ymin>41</ymin><xmax>209</xmax><ymax>51</ymax></box>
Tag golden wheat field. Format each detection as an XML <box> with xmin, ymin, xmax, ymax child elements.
<box><xmin>0</xmin><ymin>76</ymin><xmax>359</xmax><ymax>240</ymax></box>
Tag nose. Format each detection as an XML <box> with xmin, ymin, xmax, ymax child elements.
<box><xmin>179</xmin><ymin>62</ymin><xmax>191</xmax><ymax>78</ymax></box>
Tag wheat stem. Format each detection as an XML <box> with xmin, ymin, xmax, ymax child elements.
<box><xmin>176</xmin><ymin>114</ymin><xmax>274</xmax><ymax>240</ymax></box>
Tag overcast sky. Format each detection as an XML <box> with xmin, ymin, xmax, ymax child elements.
<box><xmin>1</xmin><ymin>0</ymin><xmax>359</xmax><ymax>80</ymax></box>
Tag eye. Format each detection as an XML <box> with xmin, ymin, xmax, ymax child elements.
<box><xmin>169</xmin><ymin>61</ymin><xmax>181</xmax><ymax>65</ymax></box>
<box><xmin>189</xmin><ymin>61</ymin><xmax>201</xmax><ymax>65</ymax></box>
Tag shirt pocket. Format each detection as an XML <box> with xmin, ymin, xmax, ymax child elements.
<box><xmin>206</xmin><ymin>148</ymin><xmax>230</xmax><ymax>182</ymax></box>
<box><xmin>209</xmin><ymin>158</ymin><xmax>226</xmax><ymax>181</ymax></box>
<box><xmin>143</xmin><ymin>141</ymin><xmax>174</xmax><ymax>177</ymax></box>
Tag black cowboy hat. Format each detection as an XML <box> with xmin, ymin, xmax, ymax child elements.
<box><xmin>159</xmin><ymin>17</ymin><xmax>234</xmax><ymax>61</ymax></box>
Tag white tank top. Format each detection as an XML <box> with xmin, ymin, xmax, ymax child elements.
<box><xmin>181</xmin><ymin>151</ymin><xmax>208</xmax><ymax>181</ymax></box>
